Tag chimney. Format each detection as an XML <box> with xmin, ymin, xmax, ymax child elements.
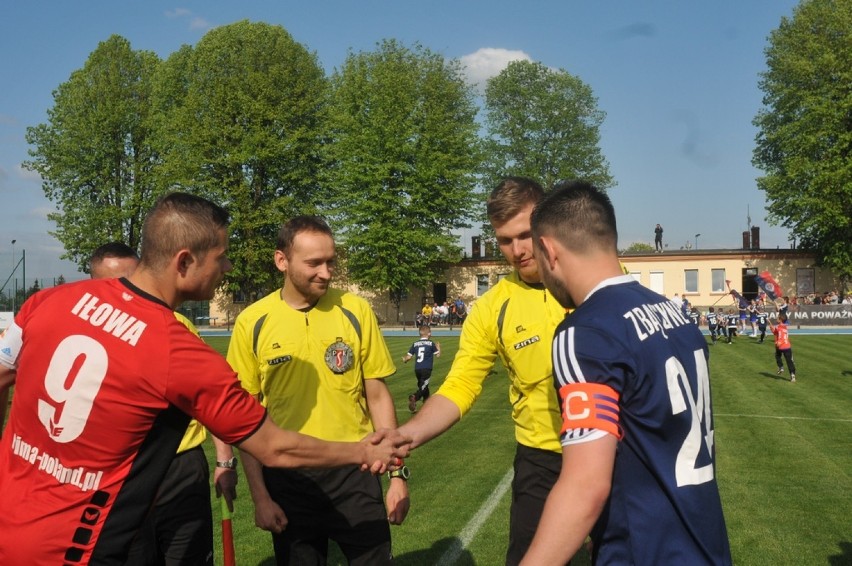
<box><xmin>471</xmin><ymin>236</ymin><xmax>481</xmax><ymax>259</ymax></box>
<box><xmin>484</xmin><ymin>240</ymin><xmax>494</xmax><ymax>258</ymax></box>
<box><xmin>742</xmin><ymin>231</ymin><xmax>750</xmax><ymax>250</ymax></box>
<box><xmin>750</xmin><ymin>226</ymin><xmax>760</xmax><ymax>250</ymax></box>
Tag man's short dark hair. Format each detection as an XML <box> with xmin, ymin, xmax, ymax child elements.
<box><xmin>276</xmin><ymin>215</ymin><xmax>334</xmax><ymax>257</ymax></box>
<box><xmin>89</xmin><ymin>242</ymin><xmax>138</xmax><ymax>272</ymax></box>
<box><xmin>140</xmin><ymin>193</ymin><xmax>230</xmax><ymax>270</ymax></box>
<box><xmin>530</xmin><ymin>180</ymin><xmax>617</xmax><ymax>254</ymax></box>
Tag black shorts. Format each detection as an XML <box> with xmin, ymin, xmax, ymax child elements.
<box><xmin>507</xmin><ymin>443</ymin><xmax>561</xmax><ymax>566</ymax></box>
<box><xmin>263</xmin><ymin>465</ymin><xmax>391</xmax><ymax>565</ymax></box>
<box><xmin>125</xmin><ymin>446</ymin><xmax>213</xmax><ymax>566</ymax></box>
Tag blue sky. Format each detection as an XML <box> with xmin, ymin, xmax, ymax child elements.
<box><xmin>0</xmin><ymin>1</ymin><xmax>801</xmax><ymax>281</ymax></box>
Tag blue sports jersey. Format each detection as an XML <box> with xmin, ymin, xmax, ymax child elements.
<box><xmin>757</xmin><ymin>312</ymin><xmax>769</xmax><ymax>328</ymax></box>
<box><xmin>551</xmin><ymin>276</ymin><xmax>731</xmax><ymax>565</ymax></box>
<box><xmin>706</xmin><ymin>312</ymin><xmax>718</xmax><ymax>327</ymax></box>
<box><xmin>407</xmin><ymin>339</ymin><xmax>439</xmax><ymax>370</ymax></box>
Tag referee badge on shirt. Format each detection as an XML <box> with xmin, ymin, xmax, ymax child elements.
<box><xmin>325</xmin><ymin>339</ymin><xmax>354</xmax><ymax>373</ymax></box>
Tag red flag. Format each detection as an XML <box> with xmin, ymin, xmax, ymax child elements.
<box><xmin>755</xmin><ymin>271</ymin><xmax>782</xmax><ymax>300</ymax></box>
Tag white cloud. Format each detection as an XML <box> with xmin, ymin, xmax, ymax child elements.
<box><xmin>15</xmin><ymin>164</ymin><xmax>41</xmax><ymax>182</ymax></box>
<box><xmin>459</xmin><ymin>48</ymin><xmax>532</xmax><ymax>90</ymax></box>
<box><xmin>165</xmin><ymin>8</ymin><xmax>212</xmax><ymax>31</ymax></box>
<box><xmin>189</xmin><ymin>17</ymin><xmax>211</xmax><ymax>30</ymax></box>
<box><xmin>165</xmin><ymin>8</ymin><xmax>191</xmax><ymax>19</ymax></box>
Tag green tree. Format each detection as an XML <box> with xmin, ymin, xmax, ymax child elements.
<box><xmin>482</xmin><ymin>60</ymin><xmax>614</xmax><ymax>191</ymax></box>
<box><xmin>753</xmin><ymin>0</ymin><xmax>852</xmax><ymax>286</ymax></box>
<box><xmin>153</xmin><ymin>21</ymin><xmax>329</xmax><ymax>301</ymax></box>
<box><xmin>25</xmin><ymin>35</ymin><xmax>161</xmax><ymax>269</ymax></box>
<box><xmin>622</xmin><ymin>242</ymin><xmax>655</xmax><ymax>254</ymax></box>
<box><xmin>325</xmin><ymin>39</ymin><xmax>481</xmax><ymax>300</ymax></box>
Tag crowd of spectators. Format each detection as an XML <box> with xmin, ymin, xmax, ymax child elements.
<box><xmin>416</xmin><ymin>297</ymin><xmax>468</xmax><ymax>327</ymax></box>
<box><xmin>793</xmin><ymin>291</ymin><xmax>850</xmax><ymax>305</ymax></box>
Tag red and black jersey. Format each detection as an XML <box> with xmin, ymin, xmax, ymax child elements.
<box><xmin>0</xmin><ymin>278</ymin><xmax>265</xmax><ymax>565</ymax></box>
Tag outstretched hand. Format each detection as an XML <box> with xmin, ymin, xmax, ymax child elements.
<box><xmin>360</xmin><ymin>428</ymin><xmax>411</xmax><ymax>474</ymax></box>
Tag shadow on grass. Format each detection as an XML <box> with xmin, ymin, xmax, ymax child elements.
<box><xmin>758</xmin><ymin>371</ymin><xmax>790</xmax><ymax>382</ymax></box>
<box><xmin>828</xmin><ymin>540</ymin><xmax>852</xmax><ymax>565</ymax></box>
<box><xmin>252</xmin><ymin>537</ymin><xmax>474</xmax><ymax>565</ymax></box>
<box><xmin>395</xmin><ymin>537</ymin><xmax>474</xmax><ymax>565</ymax></box>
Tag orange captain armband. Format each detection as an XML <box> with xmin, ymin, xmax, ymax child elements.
<box><xmin>559</xmin><ymin>382</ymin><xmax>623</xmax><ymax>440</ymax></box>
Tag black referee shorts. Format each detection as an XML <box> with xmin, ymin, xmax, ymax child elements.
<box><xmin>263</xmin><ymin>465</ymin><xmax>392</xmax><ymax>566</ymax></box>
<box><xmin>507</xmin><ymin>443</ymin><xmax>561</xmax><ymax>566</ymax></box>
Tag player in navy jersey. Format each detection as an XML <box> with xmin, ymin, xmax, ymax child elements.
<box><xmin>756</xmin><ymin>306</ymin><xmax>770</xmax><ymax>343</ymax></box>
<box><xmin>706</xmin><ymin>307</ymin><xmax>719</xmax><ymax>344</ymax></box>
<box><xmin>520</xmin><ymin>181</ymin><xmax>731</xmax><ymax>565</ymax></box>
<box><xmin>688</xmin><ymin>304</ymin><xmax>701</xmax><ymax>326</ymax></box>
<box><xmin>726</xmin><ymin>309</ymin><xmax>739</xmax><ymax>344</ymax></box>
<box><xmin>402</xmin><ymin>325</ymin><xmax>441</xmax><ymax>412</ymax></box>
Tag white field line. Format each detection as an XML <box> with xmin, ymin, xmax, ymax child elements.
<box><xmin>715</xmin><ymin>413</ymin><xmax>852</xmax><ymax>423</ymax></box>
<box><xmin>436</xmin><ymin>467</ymin><xmax>514</xmax><ymax>566</ymax></box>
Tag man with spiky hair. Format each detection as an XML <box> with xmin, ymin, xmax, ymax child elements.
<box><xmin>521</xmin><ymin>181</ymin><xmax>731</xmax><ymax>565</ymax></box>
<box><xmin>0</xmin><ymin>194</ymin><xmax>407</xmax><ymax>565</ymax></box>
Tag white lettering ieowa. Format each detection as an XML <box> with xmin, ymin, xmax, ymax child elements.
<box><xmin>71</xmin><ymin>292</ymin><xmax>147</xmax><ymax>346</ymax></box>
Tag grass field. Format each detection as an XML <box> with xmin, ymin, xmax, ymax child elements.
<box><xmin>202</xmin><ymin>333</ymin><xmax>852</xmax><ymax>565</ymax></box>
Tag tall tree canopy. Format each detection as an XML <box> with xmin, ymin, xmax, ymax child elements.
<box><xmin>25</xmin><ymin>35</ymin><xmax>160</xmax><ymax>269</ymax></box>
<box><xmin>325</xmin><ymin>39</ymin><xmax>481</xmax><ymax>298</ymax></box>
<box><xmin>482</xmin><ymin>60</ymin><xmax>614</xmax><ymax>191</ymax></box>
<box><xmin>753</xmin><ymin>0</ymin><xmax>852</xmax><ymax>284</ymax></box>
<box><xmin>154</xmin><ymin>20</ymin><xmax>329</xmax><ymax>300</ymax></box>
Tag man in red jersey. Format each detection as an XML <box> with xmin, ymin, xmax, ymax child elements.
<box><xmin>0</xmin><ymin>193</ymin><xmax>408</xmax><ymax>565</ymax></box>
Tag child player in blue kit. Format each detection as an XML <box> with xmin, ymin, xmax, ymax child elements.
<box><xmin>402</xmin><ymin>325</ymin><xmax>441</xmax><ymax>413</ymax></box>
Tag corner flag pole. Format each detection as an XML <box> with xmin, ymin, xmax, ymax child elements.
<box><xmin>220</xmin><ymin>497</ymin><xmax>236</xmax><ymax>566</ymax></box>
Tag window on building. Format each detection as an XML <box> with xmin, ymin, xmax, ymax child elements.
<box><xmin>711</xmin><ymin>269</ymin><xmax>726</xmax><ymax>293</ymax></box>
<box><xmin>684</xmin><ymin>269</ymin><xmax>699</xmax><ymax>293</ymax></box>
<box><xmin>629</xmin><ymin>271</ymin><xmax>641</xmax><ymax>283</ymax></box>
<box><xmin>476</xmin><ymin>274</ymin><xmax>490</xmax><ymax>296</ymax></box>
<box><xmin>497</xmin><ymin>272</ymin><xmax>509</xmax><ymax>282</ymax></box>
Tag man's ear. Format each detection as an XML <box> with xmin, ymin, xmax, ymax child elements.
<box><xmin>273</xmin><ymin>250</ymin><xmax>288</xmax><ymax>274</ymax></box>
<box><xmin>176</xmin><ymin>250</ymin><xmax>193</xmax><ymax>276</ymax></box>
<box><xmin>536</xmin><ymin>235</ymin><xmax>559</xmax><ymax>271</ymax></box>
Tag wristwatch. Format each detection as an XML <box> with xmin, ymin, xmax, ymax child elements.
<box><xmin>388</xmin><ymin>465</ymin><xmax>410</xmax><ymax>481</ymax></box>
<box><xmin>216</xmin><ymin>457</ymin><xmax>238</xmax><ymax>469</ymax></box>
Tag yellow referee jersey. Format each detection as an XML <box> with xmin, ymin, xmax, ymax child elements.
<box><xmin>173</xmin><ymin>312</ymin><xmax>207</xmax><ymax>454</ymax></box>
<box><xmin>227</xmin><ymin>288</ymin><xmax>396</xmax><ymax>442</ymax></box>
<box><xmin>437</xmin><ymin>271</ymin><xmax>568</xmax><ymax>453</ymax></box>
